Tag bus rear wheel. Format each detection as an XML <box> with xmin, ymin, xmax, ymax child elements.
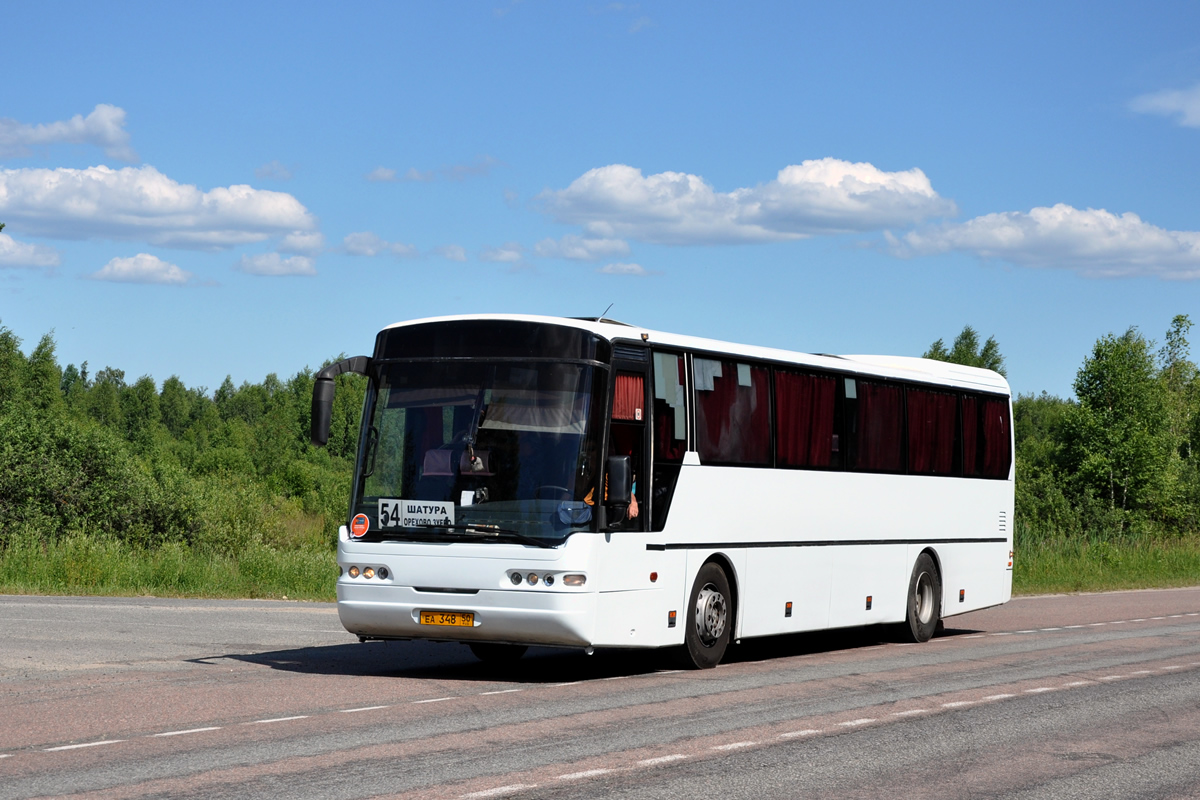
<box><xmin>681</xmin><ymin>562</ymin><xmax>732</xmax><ymax>669</ymax></box>
<box><xmin>468</xmin><ymin>643</ymin><xmax>527</xmax><ymax>663</ymax></box>
<box><xmin>904</xmin><ymin>553</ymin><xmax>942</xmax><ymax>643</ymax></box>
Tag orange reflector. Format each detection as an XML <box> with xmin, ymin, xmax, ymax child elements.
<box><xmin>785</xmin><ymin>601</ymin><xmax>793</xmax><ymax>618</ymax></box>
<box><xmin>959</xmin><ymin>589</ymin><xmax>965</xmax><ymax>603</ymax></box>
<box><xmin>668</xmin><ymin>610</ymin><xmax>677</xmax><ymax>628</ymax></box>
<box><xmin>865</xmin><ymin>596</ymin><xmax>872</xmax><ymax>611</ymax></box>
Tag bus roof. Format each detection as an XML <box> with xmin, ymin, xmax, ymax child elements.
<box><xmin>381</xmin><ymin>313</ymin><xmax>1011</xmax><ymax>396</ymax></box>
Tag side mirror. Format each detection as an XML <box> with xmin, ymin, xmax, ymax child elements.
<box><xmin>310</xmin><ymin>355</ymin><xmax>372</xmax><ymax>446</ymax></box>
<box><xmin>606</xmin><ymin>455</ymin><xmax>632</xmax><ymax>523</ymax></box>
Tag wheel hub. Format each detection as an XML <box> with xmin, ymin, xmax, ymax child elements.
<box><xmin>694</xmin><ymin>583</ymin><xmax>727</xmax><ymax>645</ymax></box>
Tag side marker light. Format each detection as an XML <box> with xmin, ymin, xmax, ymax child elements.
<box><xmin>959</xmin><ymin>589</ymin><xmax>965</xmax><ymax>603</ymax></box>
<box><xmin>865</xmin><ymin>596</ymin><xmax>873</xmax><ymax>611</ymax></box>
<box><xmin>363</xmin><ymin>567</ymin><xmax>375</xmax><ymax>579</ymax></box>
<box><xmin>649</xmin><ymin>572</ymin><xmax>658</xmax><ymax>583</ymax></box>
<box><xmin>785</xmin><ymin>601</ymin><xmax>793</xmax><ymax>618</ymax></box>
<box><xmin>668</xmin><ymin>610</ymin><xmax>677</xmax><ymax>628</ymax></box>
<box><xmin>348</xmin><ymin>566</ymin><xmax>360</xmax><ymax>578</ymax></box>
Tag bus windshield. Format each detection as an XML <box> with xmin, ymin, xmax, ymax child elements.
<box><xmin>351</xmin><ymin>360</ymin><xmax>606</xmax><ymax>543</ymax></box>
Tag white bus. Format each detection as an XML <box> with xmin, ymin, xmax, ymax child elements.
<box><xmin>311</xmin><ymin>314</ymin><xmax>1013</xmax><ymax>668</ymax></box>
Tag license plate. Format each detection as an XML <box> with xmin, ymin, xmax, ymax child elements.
<box><xmin>420</xmin><ymin>610</ymin><xmax>474</xmax><ymax>627</ymax></box>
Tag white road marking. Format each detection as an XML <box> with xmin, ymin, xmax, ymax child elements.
<box><xmin>1089</xmin><ymin>623</ymin><xmax>1107</xmax><ymax>627</ymax></box>
<box><xmin>1132</xmin><ymin>619</ymin><xmax>1146</xmax><ymax>623</ymax></box>
<box><xmin>1163</xmin><ymin>665</ymin><xmax>1184</xmax><ymax>670</ymax></box>
<box><xmin>1101</xmin><ymin>675</ymin><xmax>1125</xmax><ymax>680</ymax></box>
<box><xmin>713</xmin><ymin>741</ymin><xmax>757</xmax><ymax>750</ymax></box>
<box><xmin>639</xmin><ymin>754</ymin><xmax>688</xmax><ymax>765</ymax></box>
<box><xmin>251</xmin><ymin>716</ymin><xmax>308</xmax><ymax>724</ymax></box>
<box><xmin>461</xmin><ymin>785</ymin><xmax>535</xmax><ymax>798</ymax></box>
<box><xmin>558</xmin><ymin>769</ymin><xmax>613</xmax><ymax>780</ymax></box>
<box><xmin>1062</xmin><ymin>681</ymin><xmax>1089</xmax><ymax>687</ymax></box>
<box><xmin>1151</xmin><ymin>617</ymin><xmax>1166</xmax><ymax>620</ymax></box>
<box><xmin>656</xmin><ymin>670</ymin><xmax>684</xmax><ymax>675</ymax></box>
<box><xmin>961</xmin><ymin>634</ymin><xmax>984</xmax><ymax>639</ymax></box>
<box><xmin>1040</xmin><ymin>627</ymin><xmax>1062</xmax><ymax>631</ymax></box>
<box><xmin>413</xmin><ymin>697</ymin><xmax>452</xmax><ymax>704</ymax></box>
<box><xmin>982</xmin><ymin>694</ymin><xmax>1015</xmax><ymax>701</ymax></box>
<box><xmin>892</xmin><ymin>709</ymin><xmax>929</xmax><ymax>716</ymax></box>
<box><xmin>840</xmin><ymin>718</ymin><xmax>876</xmax><ymax>727</ymax></box>
<box><xmin>339</xmin><ymin>705</ymin><xmax>390</xmax><ymax>713</ymax></box>
<box><xmin>1064</xmin><ymin>625</ymin><xmax>1084</xmax><ymax>629</ymax></box>
<box><xmin>45</xmin><ymin>740</ymin><xmax>124</xmax><ymax>751</ymax></box>
<box><xmin>1025</xmin><ymin>687</ymin><xmax>1055</xmax><ymax>693</ymax></box>
<box><xmin>479</xmin><ymin>689</ymin><xmax>523</xmax><ymax>696</ymax></box>
<box><xmin>779</xmin><ymin>729</ymin><xmax>821</xmax><ymax>738</ymax></box>
<box><xmin>0</xmin><ymin>754</ymin><xmax>10</xmax><ymax>759</ymax></box>
<box><xmin>1111</xmin><ymin>620</ymin><xmax>1128</xmax><ymax>624</ymax></box>
<box><xmin>153</xmin><ymin>727</ymin><xmax>221</xmax><ymax>737</ymax></box>
<box><xmin>1169</xmin><ymin>615</ymin><xmax>1184</xmax><ymax>618</ymax></box>
<box><xmin>942</xmin><ymin>701</ymin><xmax>975</xmax><ymax>707</ymax></box>
<box><xmin>1016</xmin><ymin>630</ymin><xmax>1036</xmax><ymax>634</ymax></box>
<box><xmin>1131</xmin><ymin>670</ymin><xmax>1152</xmax><ymax>675</ymax></box>
<box><xmin>991</xmin><ymin>632</ymin><xmax>1012</xmax><ymax>636</ymax></box>
<box><xmin>551</xmin><ymin>681</ymin><xmax>584</xmax><ymax>687</ymax></box>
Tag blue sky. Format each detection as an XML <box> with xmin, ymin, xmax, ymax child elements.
<box><xmin>2</xmin><ymin>1</ymin><xmax>1200</xmax><ymax>398</ymax></box>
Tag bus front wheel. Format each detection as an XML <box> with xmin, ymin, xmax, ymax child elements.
<box><xmin>904</xmin><ymin>553</ymin><xmax>942</xmax><ymax>643</ymax></box>
<box><xmin>681</xmin><ymin>562</ymin><xmax>732</xmax><ymax>669</ymax></box>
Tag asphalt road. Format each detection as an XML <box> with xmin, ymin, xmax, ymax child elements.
<box><xmin>3</xmin><ymin>588</ymin><xmax>1200</xmax><ymax>799</ymax></box>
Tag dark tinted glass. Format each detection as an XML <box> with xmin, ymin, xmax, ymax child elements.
<box><xmin>376</xmin><ymin>320</ymin><xmax>610</xmax><ymax>362</ymax></box>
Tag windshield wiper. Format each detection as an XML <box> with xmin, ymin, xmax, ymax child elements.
<box><xmin>411</xmin><ymin>523</ymin><xmax>559</xmax><ymax>549</ymax></box>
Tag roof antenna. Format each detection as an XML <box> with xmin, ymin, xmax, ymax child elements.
<box><xmin>598</xmin><ymin>303</ymin><xmax>614</xmax><ymax>321</ymax></box>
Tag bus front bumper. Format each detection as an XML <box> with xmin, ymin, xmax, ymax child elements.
<box><xmin>337</xmin><ymin>582</ymin><xmax>597</xmax><ymax>647</ymax></box>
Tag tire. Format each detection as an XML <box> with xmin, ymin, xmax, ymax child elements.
<box><xmin>468</xmin><ymin>642</ymin><xmax>528</xmax><ymax>663</ymax></box>
<box><xmin>681</xmin><ymin>562</ymin><xmax>733</xmax><ymax>669</ymax></box>
<box><xmin>904</xmin><ymin>552</ymin><xmax>942</xmax><ymax>643</ymax></box>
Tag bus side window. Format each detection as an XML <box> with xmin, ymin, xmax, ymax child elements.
<box><xmin>651</xmin><ymin>352</ymin><xmax>687</xmax><ymax>531</ymax></box>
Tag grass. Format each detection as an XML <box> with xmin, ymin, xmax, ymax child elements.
<box><xmin>3</xmin><ymin>532</ymin><xmax>1199</xmax><ymax>602</ymax></box>
<box><xmin>1014</xmin><ymin>535</ymin><xmax>1200</xmax><ymax>595</ymax></box>
<box><xmin>0</xmin><ymin>534</ymin><xmax>336</xmax><ymax>601</ymax></box>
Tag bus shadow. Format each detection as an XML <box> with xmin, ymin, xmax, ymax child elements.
<box><xmin>200</xmin><ymin>638</ymin><xmax>674</xmax><ymax>683</ymax></box>
<box><xmin>726</xmin><ymin>623</ymin><xmax>986</xmax><ymax>665</ymax></box>
<box><xmin>199</xmin><ymin>623</ymin><xmax>986</xmax><ymax>681</ymax></box>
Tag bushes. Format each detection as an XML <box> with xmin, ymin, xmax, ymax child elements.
<box><xmin>0</xmin><ymin>321</ymin><xmax>364</xmax><ymax>562</ymax></box>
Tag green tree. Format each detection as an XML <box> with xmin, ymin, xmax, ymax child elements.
<box><xmin>924</xmin><ymin>325</ymin><xmax>1007</xmax><ymax>376</ymax></box>
<box><xmin>1062</xmin><ymin>327</ymin><xmax>1173</xmax><ymax>522</ymax></box>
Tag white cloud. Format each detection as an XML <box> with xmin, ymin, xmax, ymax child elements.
<box><xmin>0</xmin><ymin>165</ymin><xmax>317</xmax><ymax>249</ymax></box>
<box><xmin>0</xmin><ymin>104</ymin><xmax>137</xmax><ymax>162</ymax></box>
<box><xmin>235</xmin><ymin>252</ymin><xmax>316</xmax><ymax>276</ymax></box>
<box><xmin>538</xmin><ymin>159</ymin><xmax>955</xmax><ymax>245</ymax></box>
<box><xmin>893</xmin><ymin>204</ymin><xmax>1200</xmax><ymax>279</ymax></box>
<box><xmin>1130</xmin><ymin>83</ymin><xmax>1200</xmax><ymax>128</ymax></box>
<box><xmin>366</xmin><ymin>167</ymin><xmax>397</xmax><ymax>182</ymax></box>
<box><xmin>279</xmin><ymin>231</ymin><xmax>325</xmax><ymax>255</ymax></box>
<box><xmin>434</xmin><ymin>244</ymin><xmax>468</xmax><ymax>262</ymax></box>
<box><xmin>598</xmin><ymin>262</ymin><xmax>647</xmax><ymax>276</ymax></box>
<box><xmin>255</xmin><ymin>160</ymin><xmax>293</xmax><ymax>180</ymax></box>
<box><xmin>480</xmin><ymin>242</ymin><xmax>525</xmax><ymax>263</ymax></box>
<box><xmin>403</xmin><ymin>167</ymin><xmax>436</xmax><ymax>182</ymax></box>
<box><xmin>342</xmin><ymin>231</ymin><xmax>418</xmax><ymax>258</ymax></box>
<box><xmin>0</xmin><ymin>233</ymin><xmax>60</xmax><ymax>268</ymax></box>
<box><xmin>534</xmin><ymin>234</ymin><xmax>630</xmax><ymax>261</ymax></box>
<box><xmin>89</xmin><ymin>253</ymin><xmax>191</xmax><ymax>285</ymax></box>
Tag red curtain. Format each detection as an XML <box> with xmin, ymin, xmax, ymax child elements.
<box><xmin>856</xmin><ymin>381</ymin><xmax>903</xmax><ymax>471</ymax></box>
<box><xmin>961</xmin><ymin>395</ymin><xmax>979</xmax><ymax>476</ymax></box>
<box><xmin>775</xmin><ymin>370</ymin><xmax>836</xmax><ymax>467</ymax></box>
<box><xmin>982</xmin><ymin>398</ymin><xmax>1011</xmax><ymax>478</ymax></box>
<box><xmin>613</xmin><ymin>373</ymin><xmax>644</xmax><ymax>421</ymax></box>
<box><xmin>695</xmin><ymin>360</ymin><xmax>770</xmax><ymax>464</ymax></box>
<box><xmin>906</xmin><ymin>388</ymin><xmax>958</xmax><ymax>475</ymax></box>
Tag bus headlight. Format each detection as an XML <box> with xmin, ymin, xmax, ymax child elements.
<box><xmin>348</xmin><ymin>566</ymin><xmax>360</xmax><ymax>578</ymax></box>
<box><xmin>563</xmin><ymin>574</ymin><xmax>586</xmax><ymax>586</ymax></box>
<box><xmin>527</xmin><ymin>573</ymin><xmax>539</xmax><ymax>585</ymax></box>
